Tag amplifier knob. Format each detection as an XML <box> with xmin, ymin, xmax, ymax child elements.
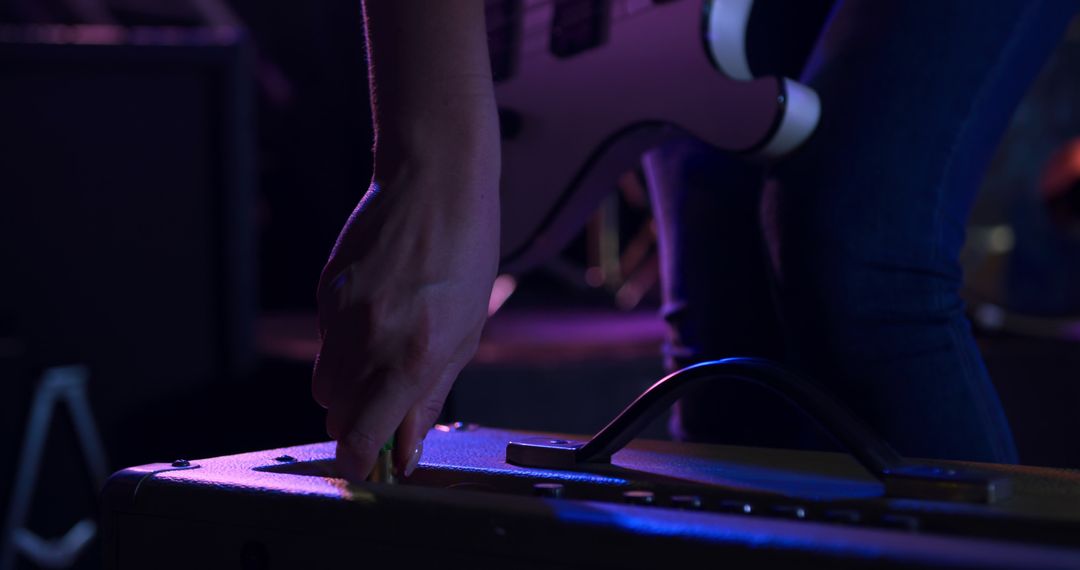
<box><xmin>533</xmin><ymin>483</ymin><xmax>564</xmax><ymax>498</ymax></box>
<box><xmin>823</xmin><ymin>509</ymin><xmax>862</xmax><ymax>525</ymax></box>
<box><xmin>670</xmin><ymin>495</ymin><xmax>703</xmax><ymax>510</ymax></box>
<box><xmin>623</xmin><ymin>490</ymin><xmax>655</xmax><ymax>505</ymax></box>
<box><xmin>877</xmin><ymin>514</ymin><xmax>920</xmax><ymax>531</ymax></box>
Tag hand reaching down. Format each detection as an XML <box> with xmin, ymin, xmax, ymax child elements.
<box><xmin>313</xmin><ymin>168</ymin><xmax>499</xmax><ymax>482</ymax></box>
<box><xmin>314</xmin><ymin>0</ymin><xmax>499</xmax><ymax>483</ymax></box>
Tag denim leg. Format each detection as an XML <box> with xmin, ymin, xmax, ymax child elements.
<box><xmin>769</xmin><ymin>0</ymin><xmax>1078</xmax><ymax>462</ymax></box>
<box><xmin>645</xmin><ymin>137</ymin><xmax>816</xmax><ymax>449</ymax></box>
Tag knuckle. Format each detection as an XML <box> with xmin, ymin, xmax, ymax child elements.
<box><xmin>419</xmin><ymin>398</ymin><xmax>446</xmax><ymax>422</ymax></box>
<box><xmin>343</xmin><ymin>428</ymin><xmax>379</xmax><ymax>454</ymax></box>
<box><xmin>464</xmin><ymin>328</ymin><xmax>484</xmax><ymax>357</ymax></box>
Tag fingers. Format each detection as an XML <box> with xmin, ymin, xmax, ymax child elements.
<box><xmin>312</xmin><ymin>324</ymin><xmax>352</xmax><ymax>410</ymax></box>
<box><xmin>313</xmin><ymin>268</ymin><xmax>366</xmax><ymax>409</ymax></box>
<box><xmin>393</xmin><ymin>329</ymin><xmax>481</xmax><ymax>478</ymax></box>
<box><xmin>317</xmin><ymin>295</ymin><xmax>484</xmax><ymax>483</ymax></box>
<box><xmin>330</xmin><ymin>368</ymin><xmax>419</xmax><ymax>482</ymax></box>
<box><xmin>393</xmin><ymin>370</ymin><xmax>457</xmax><ymax>477</ymax></box>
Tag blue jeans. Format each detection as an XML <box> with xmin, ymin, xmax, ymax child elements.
<box><xmin>654</xmin><ymin>0</ymin><xmax>1078</xmax><ymax>463</ymax></box>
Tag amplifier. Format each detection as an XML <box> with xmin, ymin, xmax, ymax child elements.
<box><xmin>101</xmin><ymin>360</ymin><xmax>1080</xmax><ymax>568</ymax></box>
<box><xmin>0</xmin><ymin>25</ymin><xmax>257</xmax><ymax>420</ymax></box>
<box><xmin>102</xmin><ymin>429</ymin><xmax>1080</xmax><ymax>569</ymax></box>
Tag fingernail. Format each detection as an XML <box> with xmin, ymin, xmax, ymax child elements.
<box><xmin>404</xmin><ymin>440</ymin><xmax>424</xmax><ymax>478</ymax></box>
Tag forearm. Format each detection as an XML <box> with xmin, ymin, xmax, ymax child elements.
<box><xmin>317</xmin><ymin>2</ymin><xmax>503</xmax><ymax>482</ymax></box>
<box><xmin>362</xmin><ymin>1</ymin><xmax>500</xmax><ymax>188</ymax></box>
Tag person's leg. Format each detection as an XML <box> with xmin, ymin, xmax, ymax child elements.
<box><xmin>768</xmin><ymin>0</ymin><xmax>1078</xmax><ymax>463</ymax></box>
<box><xmin>645</xmin><ymin>137</ymin><xmax>809</xmax><ymax>449</ymax></box>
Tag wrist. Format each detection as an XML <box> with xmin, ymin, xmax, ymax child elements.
<box><xmin>373</xmin><ymin>122</ymin><xmax>501</xmax><ymax>198</ymax></box>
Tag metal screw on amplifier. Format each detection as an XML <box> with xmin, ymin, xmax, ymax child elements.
<box><xmin>274</xmin><ymin>455</ymin><xmax>296</xmax><ymax>463</ymax></box>
<box><xmin>171</xmin><ymin>459</ymin><xmax>190</xmax><ymax>468</ymax></box>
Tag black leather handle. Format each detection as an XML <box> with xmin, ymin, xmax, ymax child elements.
<box><xmin>506</xmin><ymin>357</ymin><xmax>1011</xmax><ymax>503</ymax></box>
<box><xmin>578</xmin><ymin>358</ymin><xmax>904</xmax><ymax>475</ymax></box>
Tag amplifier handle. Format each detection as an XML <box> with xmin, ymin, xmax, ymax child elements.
<box><xmin>505</xmin><ymin>357</ymin><xmax>1012</xmax><ymax>503</ymax></box>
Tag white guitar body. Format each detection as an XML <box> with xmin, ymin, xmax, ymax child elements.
<box><xmin>494</xmin><ymin>0</ymin><xmax>819</xmax><ymax>273</ymax></box>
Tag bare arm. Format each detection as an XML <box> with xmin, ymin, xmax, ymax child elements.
<box><xmin>314</xmin><ymin>1</ymin><xmax>500</xmax><ymax>482</ymax></box>
<box><xmin>362</xmin><ymin>1</ymin><xmax>499</xmax><ymax>181</ymax></box>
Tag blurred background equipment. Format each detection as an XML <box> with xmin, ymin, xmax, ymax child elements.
<box><xmin>0</xmin><ymin>23</ymin><xmax>256</xmax><ymax>434</ymax></box>
<box><xmin>2</xmin><ymin>367</ymin><xmax>106</xmax><ymax>570</ymax></box>
<box><xmin>0</xmin><ymin>20</ymin><xmax>258</xmax><ymax>570</ymax></box>
<box><xmin>0</xmin><ymin>3</ymin><xmax>368</xmax><ymax>568</ymax></box>
<box><xmin>960</xmin><ymin>17</ymin><xmax>1080</xmax><ymax>469</ymax></box>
